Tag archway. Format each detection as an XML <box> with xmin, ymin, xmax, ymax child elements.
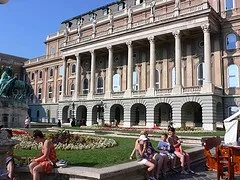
<box><xmin>92</xmin><ymin>102</ymin><xmax>104</xmax><ymax>125</ymax></box>
<box><xmin>76</xmin><ymin>105</ymin><xmax>87</xmax><ymax>126</ymax></box>
<box><xmin>154</xmin><ymin>103</ymin><xmax>172</xmax><ymax>126</ymax></box>
<box><xmin>181</xmin><ymin>102</ymin><xmax>202</xmax><ymax>127</ymax></box>
<box><xmin>110</xmin><ymin>104</ymin><xmax>124</xmax><ymax>126</ymax></box>
<box><xmin>130</xmin><ymin>103</ymin><xmax>146</xmax><ymax>126</ymax></box>
<box><xmin>62</xmin><ymin>106</ymin><xmax>70</xmax><ymax>123</ymax></box>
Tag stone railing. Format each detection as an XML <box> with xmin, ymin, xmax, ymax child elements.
<box><xmin>94</xmin><ymin>93</ymin><xmax>105</xmax><ymax>99</ymax></box>
<box><xmin>112</xmin><ymin>91</ymin><xmax>124</xmax><ymax>98</ymax></box>
<box><xmin>183</xmin><ymin>86</ymin><xmax>201</xmax><ymax>93</ymax></box>
<box><xmin>155</xmin><ymin>88</ymin><xmax>172</xmax><ymax>95</ymax></box>
<box><xmin>27</xmin><ymin>52</ymin><xmax>62</xmax><ymax>65</ymax></box>
<box><xmin>59</xmin><ymin>0</ymin><xmax>210</xmax><ymax>48</ymax></box>
<box><xmin>132</xmin><ymin>90</ymin><xmax>146</xmax><ymax>97</ymax></box>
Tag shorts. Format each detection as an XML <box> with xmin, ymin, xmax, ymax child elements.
<box><xmin>137</xmin><ymin>159</ymin><xmax>148</xmax><ymax>165</ymax></box>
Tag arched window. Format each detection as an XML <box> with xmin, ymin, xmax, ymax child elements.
<box><xmin>133</xmin><ymin>71</ymin><xmax>139</xmax><ymax>91</ymax></box>
<box><xmin>70</xmin><ymin>84</ymin><xmax>75</xmax><ymax>96</ymax></box>
<box><xmin>31</xmin><ymin>72</ymin><xmax>34</xmax><ymax>80</ymax></box>
<box><xmin>39</xmin><ymin>71</ymin><xmax>42</xmax><ymax>79</ymax></box>
<box><xmin>38</xmin><ymin>88</ymin><xmax>42</xmax><ymax>100</ymax></box>
<box><xmin>226</xmin><ymin>33</ymin><xmax>237</xmax><ymax>50</ymax></box>
<box><xmin>228</xmin><ymin>106</ymin><xmax>239</xmax><ymax>117</ymax></box>
<box><xmin>225</xmin><ymin>0</ymin><xmax>233</xmax><ymax>10</ymax></box>
<box><xmin>59</xmin><ymin>85</ymin><xmax>62</xmax><ymax>95</ymax></box>
<box><xmin>197</xmin><ymin>63</ymin><xmax>205</xmax><ymax>85</ymax></box>
<box><xmin>227</xmin><ymin>64</ymin><xmax>239</xmax><ymax>88</ymax></box>
<box><xmin>97</xmin><ymin>76</ymin><xmax>104</xmax><ymax>93</ymax></box>
<box><xmin>155</xmin><ymin>69</ymin><xmax>160</xmax><ymax>89</ymax></box>
<box><xmin>50</xmin><ymin>68</ymin><xmax>54</xmax><ymax>77</ymax></box>
<box><xmin>59</xmin><ymin>66</ymin><xmax>64</xmax><ymax>76</ymax></box>
<box><xmin>171</xmin><ymin>67</ymin><xmax>176</xmax><ymax>88</ymax></box>
<box><xmin>83</xmin><ymin>79</ymin><xmax>89</xmax><ymax>94</ymax></box>
<box><xmin>113</xmin><ymin>74</ymin><xmax>121</xmax><ymax>92</ymax></box>
<box><xmin>48</xmin><ymin>86</ymin><xmax>52</xmax><ymax>98</ymax></box>
<box><xmin>71</xmin><ymin>64</ymin><xmax>76</xmax><ymax>74</ymax></box>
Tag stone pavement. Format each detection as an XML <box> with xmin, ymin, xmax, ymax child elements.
<box><xmin>164</xmin><ymin>161</ymin><xmax>240</xmax><ymax>180</ymax></box>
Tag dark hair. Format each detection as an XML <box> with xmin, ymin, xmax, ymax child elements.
<box><xmin>32</xmin><ymin>130</ymin><xmax>44</xmax><ymax>139</ymax></box>
<box><xmin>6</xmin><ymin>129</ymin><xmax>13</xmax><ymax>137</ymax></box>
<box><xmin>162</xmin><ymin>133</ymin><xmax>168</xmax><ymax>138</ymax></box>
<box><xmin>168</xmin><ymin>127</ymin><xmax>175</xmax><ymax>133</ymax></box>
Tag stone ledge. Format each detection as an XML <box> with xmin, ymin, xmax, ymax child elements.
<box><xmin>15</xmin><ymin>147</ymin><xmax>204</xmax><ymax>180</ymax></box>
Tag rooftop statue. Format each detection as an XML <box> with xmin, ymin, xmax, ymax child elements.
<box><xmin>0</xmin><ymin>66</ymin><xmax>33</xmax><ymax>102</ymax></box>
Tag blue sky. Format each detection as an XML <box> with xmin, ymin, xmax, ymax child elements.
<box><xmin>0</xmin><ymin>0</ymin><xmax>114</xmax><ymax>59</ymax></box>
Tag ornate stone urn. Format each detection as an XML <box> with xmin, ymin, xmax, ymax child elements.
<box><xmin>0</xmin><ymin>129</ymin><xmax>19</xmax><ymax>179</ymax></box>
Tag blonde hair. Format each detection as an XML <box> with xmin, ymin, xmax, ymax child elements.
<box><xmin>139</xmin><ymin>130</ymin><xmax>148</xmax><ymax>136</ymax></box>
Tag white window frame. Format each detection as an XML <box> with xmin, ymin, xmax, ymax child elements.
<box><xmin>197</xmin><ymin>63</ymin><xmax>206</xmax><ymax>86</ymax></box>
<box><xmin>227</xmin><ymin>64</ymin><xmax>239</xmax><ymax>88</ymax></box>
<box><xmin>133</xmin><ymin>71</ymin><xmax>139</xmax><ymax>91</ymax></box>
<box><xmin>70</xmin><ymin>84</ymin><xmax>75</xmax><ymax>96</ymax></box>
<box><xmin>155</xmin><ymin>69</ymin><xmax>160</xmax><ymax>89</ymax></box>
<box><xmin>38</xmin><ymin>88</ymin><xmax>42</xmax><ymax>100</ymax></box>
<box><xmin>59</xmin><ymin>66</ymin><xmax>64</xmax><ymax>76</ymax></box>
<box><xmin>113</xmin><ymin>73</ymin><xmax>121</xmax><ymax>92</ymax></box>
<box><xmin>226</xmin><ymin>33</ymin><xmax>237</xmax><ymax>50</ymax></box>
<box><xmin>97</xmin><ymin>76</ymin><xmax>104</xmax><ymax>94</ymax></box>
<box><xmin>225</xmin><ymin>0</ymin><xmax>234</xmax><ymax>10</ymax></box>
<box><xmin>48</xmin><ymin>86</ymin><xmax>52</xmax><ymax>98</ymax></box>
<box><xmin>82</xmin><ymin>78</ymin><xmax>89</xmax><ymax>94</ymax></box>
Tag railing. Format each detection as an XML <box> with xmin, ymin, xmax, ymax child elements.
<box><xmin>183</xmin><ymin>86</ymin><xmax>201</xmax><ymax>93</ymax></box>
<box><xmin>155</xmin><ymin>88</ymin><xmax>172</xmax><ymax>95</ymax></box>
<box><xmin>79</xmin><ymin>94</ymin><xmax>87</xmax><ymax>99</ymax></box>
<box><xmin>112</xmin><ymin>91</ymin><xmax>124</xmax><ymax>98</ymax></box>
<box><xmin>47</xmin><ymin>0</ymin><xmax>209</xmax><ymax>48</ymax></box>
<box><xmin>94</xmin><ymin>93</ymin><xmax>104</xmax><ymax>99</ymax></box>
<box><xmin>27</xmin><ymin>52</ymin><xmax>62</xmax><ymax>64</ymax></box>
<box><xmin>132</xmin><ymin>90</ymin><xmax>146</xmax><ymax>97</ymax></box>
<box><xmin>214</xmin><ymin>86</ymin><xmax>223</xmax><ymax>95</ymax></box>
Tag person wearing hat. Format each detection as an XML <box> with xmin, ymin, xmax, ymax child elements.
<box><xmin>135</xmin><ymin>134</ymin><xmax>156</xmax><ymax>180</ymax></box>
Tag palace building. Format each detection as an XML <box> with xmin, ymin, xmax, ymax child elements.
<box><xmin>24</xmin><ymin>0</ymin><xmax>240</xmax><ymax>130</ymax></box>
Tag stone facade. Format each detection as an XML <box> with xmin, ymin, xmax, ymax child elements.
<box><xmin>24</xmin><ymin>0</ymin><xmax>240</xmax><ymax>130</ymax></box>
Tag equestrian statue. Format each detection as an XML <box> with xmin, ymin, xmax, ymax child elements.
<box><xmin>0</xmin><ymin>66</ymin><xmax>33</xmax><ymax>102</ymax></box>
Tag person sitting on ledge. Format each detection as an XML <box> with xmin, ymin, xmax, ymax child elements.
<box><xmin>168</xmin><ymin>127</ymin><xmax>194</xmax><ymax>174</ymax></box>
<box><xmin>29</xmin><ymin>130</ymin><xmax>57</xmax><ymax>180</ymax></box>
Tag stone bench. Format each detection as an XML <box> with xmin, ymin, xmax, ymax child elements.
<box><xmin>15</xmin><ymin>147</ymin><xmax>204</xmax><ymax>180</ymax></box>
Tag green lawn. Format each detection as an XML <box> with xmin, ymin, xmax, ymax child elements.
<box><xmin>14</xmin><ymin>136</ymin><xmax>188</xmax><ymax>168</ymax></box>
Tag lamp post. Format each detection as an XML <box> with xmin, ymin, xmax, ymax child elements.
<box><xmin>71</xmin><ymin>101</ymin><xmax>75</xmax><ymax>127</ymax></box>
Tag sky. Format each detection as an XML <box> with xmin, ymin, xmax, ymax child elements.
<box><xmin>0</xmin><ymin>0</ymin><xmax>115</xmax><ymax>59</ymax></box>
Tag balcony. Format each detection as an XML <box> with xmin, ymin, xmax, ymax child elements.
<box><xmin>26</xmin><ymin>52</ymin><xmax>62</xmax><ymax>65</ymax></box>
<box><xmin>183</xmin><ymin>86</ymin><xmax>201</xmax><ymax>94</ymax></box>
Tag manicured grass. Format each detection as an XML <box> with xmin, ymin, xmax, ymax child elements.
<box><xmin>13</xmin><ymin>136</ymin><xmax>188</xmax><ymax>168</ymax></box>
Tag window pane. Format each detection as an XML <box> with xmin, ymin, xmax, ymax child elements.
<box><xmin>155</xmin><ymin>70</ymin><xmax>160</xmax><ymax>89</ymax></box>
<box><xmin>228</xmin><ymin>64</ymin><xmax>239</xmax><ymax>88</ymax></box>
<box><xmin>197</xmin><ymin>63</ymin><xmax>205</xmax><ymax>85</ymax></box>
<box><xmin>226</xmin><ymin>33</ymin><xmax>237</xmax><ymax>50</ymax></box>
<box><xmin>133</xmin><ymin>71</ymin><xmax>138</xmax><ymax>91</ymax></box>
<box><xmin>97</xmin><ymin>77</ymin><xmax>103</xmax><ymax>93</ymax></box>
<box><xmin>59</xmin><ymin>66</ymin><xmax>64</xmax><ymax>76</ymax></box>
<box><xmin>113</xmin><ymin>74</ymin><xmax>121</xmax><ymax>92</ymax></box>
<box><xmin>83</xmin><ymin>79</ymin><xmax>88</xmax><ymax>94</ymax></box>
<box><xmin>72</xmin><ymin>64</ymin><xmax>76</xmax><ymax>73</ymax></box>
<box><xmin>226</xmin><ymin>0</ymin><xmax>233</xmax><ymax>10</ymax></box>
<box><xmin>228</xmin><ymin>106</ymin><xmax>239</xmax><ymax>116</ymax></box>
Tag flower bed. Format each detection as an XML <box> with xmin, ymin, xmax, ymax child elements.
<box><xmin>13</xmin><ymin>130</ymin><xmax>117</xmax><ymax>151</ymax></box>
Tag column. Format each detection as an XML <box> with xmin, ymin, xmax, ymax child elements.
<box><xmin>202</xmin><ymin>23</ymin><xmax>213</xmax><ymax>92</ymax></box>
<box><xmin>147</xmin><ymin>36</ymin><xmax>156</xmax><ymax>96</ymax></box>
<box><xmin>53</xmin><ymin>66</ymin><xmax>58</xmax><ymax>103</ymax></box>
<box><xmin>124</xmin><ymin>41</ymin><xmax>133</xmax><ymax>97</ymax></box>
<box><xmin>74</xmin><ymin>53</ymin><xmax>81</xmax><ymax>100</ymax></box>
<box><xmin>88</xmin><ymin>50</ymin><xmax>96</xmax><ymax>99</ymax></box>
<box><xmin>172</xmin><ymin>30</ymin><xmax>182</xmax><ymax>94</ymax></box>
<box><xmin>60</xmin><ymin>57</ymin><xmax>67</xmax><ymax>100</ymax></box>
<box><xmin>105</xmin><ymin>45</ymin><xmax>113</xmax><ymax>98</ymax></box>
<box><xmin>34</xmin><ymin>70</ymin><xmax>38</xmax><ymax>103</ymax></box>
<box><xmin>43</xmin><ymin>68</ymin><xmax>48</xmax><ymax>103</ymax></box>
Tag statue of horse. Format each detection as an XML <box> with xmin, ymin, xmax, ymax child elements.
<box><xmin>0</xmin><ymin>66</ymin><xmax>33</xmax><ymax>101</ymax></box>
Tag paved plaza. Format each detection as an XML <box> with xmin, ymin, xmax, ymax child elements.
<box><xmin>164</xmin><ymin>161</ymin><xmax>240</xmax><ymax>180</ymax></box>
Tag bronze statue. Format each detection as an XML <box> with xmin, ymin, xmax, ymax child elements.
<box><xmin>0</xmin><ymin>66</ymin><xmax>33</xmax><ymax>102</ymax></box>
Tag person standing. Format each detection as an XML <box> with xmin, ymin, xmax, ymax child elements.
<box><xmin>24</xmin><ymin>117</ymin><xmax>30</xmax><ymax>128</ymax></box>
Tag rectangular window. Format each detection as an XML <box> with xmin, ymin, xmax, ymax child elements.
<box><xmin>226</xmin><ymin>0</ymin><xmax>233</xmax><ymax>10</ymax></box>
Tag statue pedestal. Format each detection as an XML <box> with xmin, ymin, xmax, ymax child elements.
<box><xmin>0</xmin><ymin>130</ymin><xmax>19</xmax><ymax>179</ymax></box>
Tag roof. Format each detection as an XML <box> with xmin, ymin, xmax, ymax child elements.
<box><xmin>61</xmin><ymin>0</ymin><xmax>124</xmax><ymax>24</ymax></box>
<box><xmin>0</xmin><ymin>53</ymin><xmax>28</xmax><ymax>62</ymax></box>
